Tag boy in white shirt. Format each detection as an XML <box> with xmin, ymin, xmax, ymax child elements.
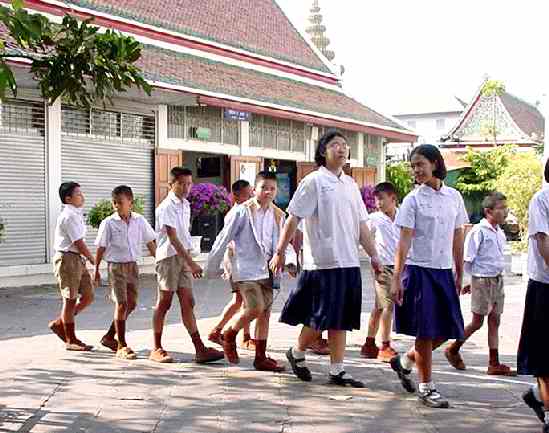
<box><xmin>207</xmin><ymin>171</ymin><xmax>297</xmax><ymax>372</ymax></box>
<box><xmin>518</xmin><ymin>161</ymin><xmax>549</xmax><ymax>433</ymax></box>
<box><xmin>361</xmin><ymin>182</ymin><xmax>400</xmax><ymax>362</ymax></box>
<box><xmin>150</xmin><ymin>167</ymin><xmax>224</xmax><ymax>364</ymax></box>
<box><xmin>445</xmin><ymin>192</ymin><xmax>514</xmax><ymax>375</ymax></box>
<box><xmin>49</xmin><ymin>182</ymin><xmax>95</xmax><ymax>351</ymax></box>
<box><xmin>94</xmin><ymin>185</ymin><xmax>157</xmax><ymax>360</ymax></box>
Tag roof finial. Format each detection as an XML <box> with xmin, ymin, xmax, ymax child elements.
<box><xmin>306</xmin><ymin>0</ymin><xmax>335</xmax><ymax>62</ymax></box>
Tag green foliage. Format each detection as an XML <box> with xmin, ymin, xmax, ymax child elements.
<box><xmin>455</xmin><ymin>145</ymin><xmax>515</xmax><ymax>194</ymax></box>
<box><xmin>497</xmin><ymin>152</ymin><xmax>542</xmax><ymax>241</ymax></box>
<box><xmin>0</xmin><ymin>0</ymin><xmax>151</xmax><ymax>106</ymax></box>
<box><xmin>87</xmin><ymin>196</ymin><xmax>145</xmax><ymax>229</ymax></box>
<box><xmin>481</xmin><ymin>79</ymin><xmax>506</xmax><ymax>97</ymax></box>
<box><xmin>386</xmin><ymin>161</ymin><xmax>413</xmax><ymax>202</ymax></box>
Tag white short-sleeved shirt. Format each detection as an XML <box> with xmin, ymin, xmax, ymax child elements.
<box><xmin>396</xmin><ymin>183</ymin><xmax>468</xmax><ymax>269</ymax></box>
<box><xmin>95</xmin><ymin>212</ymin><xmax>156</xmax><ymax>263</ymax></box>
<box><xmin>527</xmin><ymin>187</ymin><xmax>549</xmax><ymax>284</ymax></box>
<box><xmin>254</xmin><ymin>205</ymin><xmax>275</xmax><ymax>260</ymax></box>
<box><xmin>54</xmin><ymin>204</ymin><xmax>87</xmax><ymax>254</ymax></box>
<box><xmin>463</xmin><ymin>218</ymin><xmax>506</xmax><ymax>277</ymax></box>
<box><xmin>368</xmin><ymin>210</ymin><xmax>400</xmax><ymax>266</ymax></box>
<box><xmin>155</xmin><ymin>191</ymin><xmax>193</xmax><ymax>262</ymax></box>
<box><xmin>287</xmin><ymin>166</ymin><xmax>368</xmax><ymax>270</ymax></box>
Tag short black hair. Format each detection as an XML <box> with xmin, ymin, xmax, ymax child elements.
<box><xmin>169</xmin><ymin>166</ymin><xmax>192</xmax><ymax>183</ymax></box>
<box><xmin>545</xmin><ymin>159</ymin><xmax>549</xmax><ymax>183</ymax></box>
<box><xmin>315</xmin><ymin>129</ymin><xmax>347</xmax><ymax>167</ymax></box>
<box><xmin>112</xmin><ymin>185</ymin><xmax>134</xmax><ymax>201</ymax></box>
<box><xmin>410</xmin><ymin>144</ymin><xmax>447</xmax><ymax>180</ymax></box>
<box><xmin>482</xmin><ymin>191</ymin><xmax>507</xmax><ymax>214</ymax></box>
<box><xmin>59</xmin><ymin>182</ymin><xmax>80</xmax><ymax>204</ymax></box>
<box><xmin>255</xmin><ymin>170</ymin><xmax>277</xmax><ymax>184</ymax></box>
<box><xmin>232</xmin><ymin>179</ymin><xmax>251</xmax><ymax>194</ymax></box>
<box><xmin>374</xmin><ymin>182</ymin><xmax>397</xmax><ymax>197</ymax></box>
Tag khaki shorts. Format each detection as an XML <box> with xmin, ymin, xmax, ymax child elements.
<box><xmin>53</xmin><ymin>252</ymin><xmax>94</xmax><ymax>300</ymax></box>
<box><xmin>237</xmin><ymin>278</ymin><xmax>273</xmax><ymax>313</ymax></box>
<box><xmin>156</xmin><ymin>255</ymin><xmax>193</xmax><ymax>292</ymax></box>
<box><xmin>471</xmin><ymin>275</ymin><xmax>505</xmax><ymax>316</ymax></box>
<box><xmin>374</xmin><ymin>266</ymin><xmax>395</xmax><ymax>310</ymax></box>
<box><xmin>108</xmin><ymin>262</ymin><xmax>139</xmax><ymax>304</ymax></box>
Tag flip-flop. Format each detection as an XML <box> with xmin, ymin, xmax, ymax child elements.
<box><xmin>116</xmin><ymin>347</ymin><xmax>137</xmax><ymax>360</ymax></box>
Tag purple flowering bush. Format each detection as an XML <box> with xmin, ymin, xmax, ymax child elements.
<box><xmin>188</xmin><ymin>183</ymin><xmax>231</xmax><ymax>218</ymax></box>
<box><xmin>360</xmin><ymin>185</ymin><xmax>377</xmax><ymax>213</ymax></box>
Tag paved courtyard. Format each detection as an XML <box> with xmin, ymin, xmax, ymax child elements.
<box><xmin>0</xmin><ymin>265</ymin><xmax>541</xmax><ymax>433</ymax></box>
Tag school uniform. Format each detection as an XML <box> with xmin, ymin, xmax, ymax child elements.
<box><xmin>368</xmin><ymin>210</ymin><xmax>400</xmax><ymax>309</ymax></box>
<box><xmin>95</xmin><ymin>212</ymin><xmax>156</xmax><ymax>303</ymax></box>
<box><xmin>207</xmin><ymin>198</ymin><xmax>296</xmax><ymax>312</ymax></box>
<box><xmin>464</xmin><ymin>218</ymin><xmax>506</xmax><ymax>316</ymax></box>
<box><xmin>394</xmin><ymin>183</ymin><xmax>468</xmax><ymax>339</ymax></box>
<box><xmin>518</xmin><ymin>187</ymin><xmax>549</xmax><ymax>377</ymax></box>
<box><xmin>155</xmin><ymin>191</ymin><xmax>194</xmax><ymax>291</ymax></box>
<box><xmin>279</xmin><ymin>166</ymin><xmax>368</xmax><ymax>331</ymax></box>
<box><xmin>53</xmin><ymin>204</ymin><xmax>93</xmax><ymax>300</ymax></box>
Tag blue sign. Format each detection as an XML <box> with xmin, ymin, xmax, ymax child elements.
<box><xmin>224</xmin><ymin>109</ymin><xmax>251</xmax><ymax>121</ymax></box>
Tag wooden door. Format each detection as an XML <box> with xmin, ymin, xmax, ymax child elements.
<box><xmin>296</xmin><ymin>162</ymin><xmax>317</xmax><ymax>183</ymax></box>
<box><xmin>155</xmin><ymin>149</ymin><xmax>184</xmax><ymax>206</ymax></box>
<box><xmin>351</xmin><ymin>167</ymin><xmax>377</xmax><ymax>189</ymax></box>
<box><xmin>230</xmin><ymin>156</ymin><xmax>263</xmax><ymax>186</ymax></box>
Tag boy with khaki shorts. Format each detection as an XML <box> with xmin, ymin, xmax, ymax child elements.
<box><xmin>207</xmin><ymin>171</ymin><xmax>296</xmax><ymax>372</ymax></box>
<box><xmin>446</xmin><ymin>192</ymin><xmax>514</xmax><ymax>375</ymax></box>
<box><xmin>49</xmin><ymin>182</ymin><xmax>95</xmax><ymax>351</ymax></box>
<box><xmin>150</xmin><ymin>167</ymin><xmax>224</xmax><ymax>364</ymax></box>
<box><xmin>361</xmin><ymin>182</ymin><xmax>400</xmax><ymax>362</ymax></box>
<box><xmin>94</xmin><ymin>185</ymin><xmax>157</xmax><ymax>360</ymax></box>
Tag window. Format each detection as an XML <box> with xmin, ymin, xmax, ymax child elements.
<box><xmin>436</xmin><ymin>118</ymin><xmax>446</xmax><ymax>130</ymax></box>
<box><xmin>0</xmin><ymin>100</ymin><xmax>45</xmax><ymax>136</ymax></box>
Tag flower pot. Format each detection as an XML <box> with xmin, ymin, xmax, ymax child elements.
<box><xmin>511</xmin><ymin>253</ymin><xmax>528</xmax><ymax>278</ymax></box>
<box><xmin>191</xmin><ymin>213</ymin><xmax>223</xmax><ymax>252</ymax></box>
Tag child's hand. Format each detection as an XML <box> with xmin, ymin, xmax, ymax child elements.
<box><xmin>286</xmin><ymin>264</ymin><xmax>297</xmax><ymax>278</ymax></box>
<box><xmin>391</xmin><ymin>274</ymin><xmax>404</xmax><ymax>306</ymax></box>
<box><xmin>461</xmin><ymin>284</ymin><xmax>471</xmax><ymax>295</ymax></box>
<box><xmin>94</xmin><ymin>270</ymin><xmax>101</xmax><ymax>286</ymax></box>
<box><xmin>189</xmin><ymin>261</ymin><xmax>203</xmax><ymax>279</ymax></box>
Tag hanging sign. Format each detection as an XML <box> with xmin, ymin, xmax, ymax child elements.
<box><xmin>224</xmin><ymin>109</ymin><xmax>251</xmax><ymax>121</ymax></box>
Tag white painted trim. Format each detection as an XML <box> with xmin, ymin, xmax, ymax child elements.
<box><xmin>243</xmin><ymin>146</ymin><xmax>307</xmax><ymax>162</ymax></box>
<box><xmin>157</xmin><ymin>104</ymin><xmax>168</xmax><ymax>149</ymax></box>
<box><xmin>46</xmin><ymin>99</ymin><xmax>61</xmax><ymax>263</ymax></box>
<box><xmin>378</xmin><ymin>140</ymin><xmax>387</xmax><ymax>182</ymax></box>
<box><xmin>163</xmin><ymin>138</ymin><xmax>241</xmax><ymax>156</ymax></box>
<box><xmin>36</xmin><ymin>0</ymin><xmax>337</xmax><ymax>80</ymax></box>
<box><xmin>148</xmin><ymin>80</ymin><xmax>413</xmax><ymax>137</ymax></box>
<box><xmin>356</xmin><ymin>133</ymin><xmax>365</xmax><ymax>168</ymax></box>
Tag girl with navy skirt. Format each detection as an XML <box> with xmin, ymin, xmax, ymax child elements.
<box><xmin>270</xmin><ymin>129</ymin><xmax>382</xmax><ymax>387</ymax></box>
<box><xmin>390</xmin><ymin>144</ymin><xmax>468</xmax><ymax>408</ymax></box>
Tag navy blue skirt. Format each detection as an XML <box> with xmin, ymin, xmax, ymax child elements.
<box><xmin>517</xmin><ymin>279</ymin><xmax>549</xmax><ymax>377</ymax></box>
<box><xmin>279</xmin><ymin>267</ymin><xmax>362</xmax><ymax>331</ymax></box>
<box><xmin>394</xmin><ymin>265</ymin><xmax>464</xmax><ymax>339</ymax></box>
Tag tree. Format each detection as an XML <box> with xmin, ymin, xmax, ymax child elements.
<box><xmin>0</xmin><ymin>0</ymin><xmax>151</xmax><ymax>107</ymax></box>
<box><xmin>497</xmin><ymin>152</ymin><xmax>542</xmax><ymax>250</ymax></box>
<box><xmin>480</xmin><ymin>79</ymin><xmax>506</xmax><ymax>145</ymax></box>
<box><xmin>455</xmin><ymin>145</ymin><xmax>515</xmax><ymax>195</ymax></box>
<box><xmin>386</xmin><ymin>161</ymin><xmax>413</xmax><ymax>202</ymax></box>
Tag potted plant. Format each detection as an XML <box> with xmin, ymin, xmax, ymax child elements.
<box><xmin>360</xmin><ymin>185</ymin><xmax>377</xmax><ymax>213</ymax></box>
<box><xmin>188</xmin><ymin>183</ymin><xmax>231</xmax><ymax>252</ymax></box>
<box><xmin>87</xmin><ymin>196</ymin><xmax>145</xmax><ymax>229</ymax></box>
<box><xmin>497</xmin><ymin>152</ymin><xmax>542</xmax><ymax>280</ymax></box>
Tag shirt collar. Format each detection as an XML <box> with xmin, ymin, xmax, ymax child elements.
<box><xmin>64</xmin><ymin>204</ymin><xmax>84</xmax><ymax>215</ymax></box>
<box><xmin>253</xmin><ymin>197</ymin><xmax>273</xmax><ymax>213</ymax></box>
<box><xmin>112</xmin><ymin>212</ymin><xmax>134</xmax><ymax>221</ymax></box>
<box><xmin>418</xmin><ymin>182</ymin><xmax>452</xmax><ymax>196</ymax></box>
<box><xmin>168</xmin><ymin>191</ymin><xmax>183</xmax><ymax>204</ymax></box>
<box><xmin>319</xmin><ymin>166</ymin><xmax>346</xmax><ymax>182</ymax></box>
<box><xmin>479</xmin><ymin>218</ymin><xmax>499</xmax><ymax>232</ymax></box>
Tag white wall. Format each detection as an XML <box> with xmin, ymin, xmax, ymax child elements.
<box><xmin>395</xmin><ymin>111</ymin><xmax>462</xmax><ymax>145</ymax></box>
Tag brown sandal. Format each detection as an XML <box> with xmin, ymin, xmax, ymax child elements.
<box><xmin>116</xmin><ymin>347</ymin><xmax>137</xmax><ymax>360</ymax></box>
<box><xmin>101</xmin><ymin>336</ymin><xmax>118</xmax><ymax>352</ymax></box>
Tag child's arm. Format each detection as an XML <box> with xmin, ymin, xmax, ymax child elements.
<box><xmin>166</xmin><ymin>227</ymin><xmax>202</xmax><ymax>277</ymax></box>
<box><xmin>392</xmin><ymin>227</ymin><xmax>413</xmax><ymax>306</ymax></box>
<box><xmin>207</xmin><ymin>209</ymin><xmax>243</xmax><ymax>278</ymax></box>
<box><xmin>462</xmin><ymin>228</ymin><xmax>481</xmax><ymax>294</ymax></box>
<box><xmin>141</xmin><ymin>219</ymin><xmax>157</xmax><ymax>258</ymax></box>
<box><xmin>270</xmin><ymin>214</ymin><xmax>300</xmax><ymax>274</ymax></box>
<box><xmin>146</xmin><ymin>240</ymin><xmax>157</xmax><ymax>258</ymax></box>
<box><xmin>94</xmin><ymin>247</ymin><xmax>106</xmax><ymax>285</ymax></box>
<box><xmin>453</xmin><ymin>227</ymin><xmax>465</xmax><ymax>295</ymax></box>
<box><xmin>74</xmin><ymin>239</ymin><xmax>94</xmax><ymax>265</ymax></box>
<box><xmin>359</xmin><ymin>221</ymin><xmax>382</xmax><ymax>273</ymax></box>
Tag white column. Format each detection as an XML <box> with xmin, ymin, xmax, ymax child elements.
<box><xmin>157</xmin><ymin>104</ymin><xmax>168</xmax><ymax>149</ymax></box>
<box><xmin>309</xmin><ymin>126</ymin><xmax>319</xmax><ymax>161</ymax></box>
<box><xmin>46</xmin><ymin>99</ymin><xmax>62</xmax><ymax>262</ymax></box>
<box><xmin>240</xmin><ymin>120</ymin><xmax>250</xmax><ymax>155</ymax></box>
<box><xmin>378</xmin><ymin>139</ymin><xmax>387</xmax><ymax>182</ymax></box>
<box><xmin>356</xmin><ymin>133</ymin><xmax>365</xmax><ymax>168</ymax></box>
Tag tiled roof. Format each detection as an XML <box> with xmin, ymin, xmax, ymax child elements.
<box><xmin>137</xmin><ymin>45</ymin><xmax>407</xmax><ymax>131</ymax></box>
<box><xmin>62</xmin><ymin>0</ymin><xmax>331</xmax><ymax>74</ymax></box>
<box><xmin>500</xmin><ymin>92</ymin><xmax>545</xmax><ymax>140</ymax></box>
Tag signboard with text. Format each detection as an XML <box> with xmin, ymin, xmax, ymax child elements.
<box><xmin>224</xmin><ymin>109</ymin><xmax>251</xmax><ymax>122</ymax></box>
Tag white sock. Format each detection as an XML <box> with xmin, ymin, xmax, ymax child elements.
<box><xmin>292</xmin><ymin>347</ymin><xmax>306</xmax><ymax>364</ymax></box>
<box><xmin>329</xmin><ymin>362</ymin><xmax>344</xmax><ymax>376</ymax></box>
<box><xmin>401</xmin><ymin>353</ymin><xmax>415</xmax><ymax>371</ymax></box>
<box><xmin>532</xmin><ymin>384</ymin><xmax>542</xmax><ymax>402</ymax></box>
<box><xmin>418</xmin><ymin>382</ymin><xmax>435</xmax><ymax>393</ymax></box>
